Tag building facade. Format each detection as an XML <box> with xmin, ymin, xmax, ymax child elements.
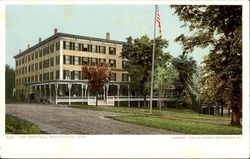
<box><xmin>14</xmin><ymin>29</ymin><xmax>179</xmax><ymax>106</ymax></box>
<box><xmin>14</xmin><ymin>29</ymin><xmax>131</xmax><ymax>105</ymax></box>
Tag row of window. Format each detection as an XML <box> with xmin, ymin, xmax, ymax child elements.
<box><xmin>16</xmin><ymin>56</ymin><xmax>60</xmax><ymax>76</ymax></box>
<box><xmin>63</xmin><ymin>55</ymin><xmax>117</xmax><ymax>68</ymax></box>
<box><xmin>16</xmin><ymin>71</ymin><xmax>129</xmax><ymax>85</ymax></box>
<box><xmin>16</xmin><ymin>42</ymin><xmax>60</xmax><ymax>67</ymax></box>
<box><xmin>63</xmin><ymin>41</ymin><xmax>116</xmax><ymax>55</ymax></box>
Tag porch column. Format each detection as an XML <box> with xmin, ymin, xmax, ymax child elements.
<box><xmin>81</xmin><ymin>84</ymin><xmax>84</xmax><ymax>104</ymax></box>
<box><xmin>128</xmin><ymin>84</ymin><xmax>130</xmax><ymax>107</ymax></box>
<box><xmin>39</xmin><ymin>85</ymin><xmax>42</xmax><ymax>99</ymax></box>
<box><xmin>55</xmin><ymin>83</ymin><xmax>58</xmax><ymax>104</ymax></box>
<box><xmin>68</xmin><ymin>83</ymin><xmax>72</xmax><ymax>105</ymax></box>
<box><xmin>106</xmin><ymin>84</ymin><xmax>109</xmax><ymax>102</ymax></box>
<box><xmin>44</xmin><ymin>84</ymin><xmax>47</xmax><ymax>100</ymax></box>
<box><xmin>117</xmin><ymin>85</ymin><xmax>120</xmax><ymax>106</ymax></box>
<box><xmin>85</xmin><ymin>84</ymin><xmax>88</xmax><ymax>97</ymax></box>
<box><xmin>49</xmin><ymin>84</ymin><xmax>52</xmax><ymax>102</ymax></box>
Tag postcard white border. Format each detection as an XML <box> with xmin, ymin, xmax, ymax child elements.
<box><xmin>1</xmin><ymin>0</ymin><xmax>249</xmax><ymax>158</ymax></box>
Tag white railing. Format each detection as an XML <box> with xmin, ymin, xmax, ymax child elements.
<box><xmin>107</xmin><ymin>96</ymin><xmax>115</xmax><ymax>106</ymax></box>
<box><xmin>88</xmin><ymin>96</ymin><xmax>96</xmax><ymax>105</ymax></box>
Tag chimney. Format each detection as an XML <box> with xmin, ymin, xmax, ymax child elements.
<box><xmin>54</xmin><ymin>28</ymin><xmax>58</xmax><ymax>34</ymax></box>
<box><xmin>19</xmin><ymin>49</ymin><xmax>21</xmax><ymax>53</ymax></box>
<box><xmin>27</xmin><ymin>44</ymin><xmax>30</xmax><ymax>49</ymax></box>
<box><xmin>39</xmin><ymin>37</ymin><xmax>42</xmax><ymax>43</ymax></box>
<box><xmin>106</xmin><ymin>32</ymin><xmax>110</xmax><ymax>40</ymax></box>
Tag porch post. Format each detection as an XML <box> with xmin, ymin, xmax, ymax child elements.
<box><xmin>49</xmin><ymin>84</ymin><xmax>51</xmax><ymax>102</ymax></box>
<box><xmin>81</xmin><ymin>84</ymin><xmax>84</xmax><ymax>104</ymax></box>
<box><xmin>106</xmin><ymin>84</ymin><xmax>109</xmax><ymax>102</ymax></box>
<box><xmin>85</xmin><ymin>84</ymin><xmax>87</xmax><ymax>97</ymax></box>
<box><xmin>117</xmin><ymin>85</ymin><xmax>120</xmax><ymax>106</ymax></box>
<box><xmin>103</xmin><ymin>86</ymin><xmax>106</xmax><ymax>100</ymax></box>
<box><xmin>128</xmin><ymin>84</ymin><xmax>130</xmax><ymax>107</ymax></box>
<box><xmin>39</xmin><ymin>85</ymin><xmax>42</xmax><ymax>99</ymax></box>
<box><xmin>44</xmin><ymin>84</ymin><xmax>47</xmax><ymax>100</ymax></box>
<box><xmin>68</xmin><ymin>83</ymin><xmax>72</xmax><ymax>105</ymax></box>
<box><xmin>55</xmin><ymin>83</ymin><xmax>58</xmax><ymax>104</ymax></box>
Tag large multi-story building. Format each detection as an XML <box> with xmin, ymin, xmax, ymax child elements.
<box><xmin>14</xmin><ymin>29</ymin><xmax>179</xmax><ymax>107</ymax></box>
<box><xmin>14</xmin><ymin>29</ymin><xmax>130</xmax><ymax>105</ymax></box>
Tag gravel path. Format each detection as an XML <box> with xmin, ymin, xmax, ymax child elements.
<box><xmin>6</xmin><ymin>104</ymin><xmax>181</xmax><ymax>134</ymax></box>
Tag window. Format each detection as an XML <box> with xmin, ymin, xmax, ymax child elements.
<box><xmin>24</xmin><ymin>67</ymin><xmax>27</xmax><ymax>73</ymax></box>
<box><xmin>50</xmin><ymin>57</ymin><xmax>54</xmax><ymax>66</ymax></box>
<box><xmin>50</xmin><ymin>72</ymin><xmax>54</xmax><ymax>80</ymax></box>
<box><xmin>109</xmin><ymin>59</ymin><xmax>116</xmax><ymax>68</ymax></box>
<box><xmin>56</xmin><ymin>56</ymin><xmax>60</xmax><ymax>65</ymax></box>
<box><xmin>43</xmin><ymin>46</ymin><xmax>49</xmax><ymax>56</ymax></box>
<box><xmin>75</xmin><ymin>43</ymin><xmax>80</xmax><ymax>51</ymax></box>
<box><xmin>63</xmin><ymin>70</ymin><xmax>70</xmax><ymax>79</ymax></box>
<box><xmin>22</xmin><ymin>58</ymin><xmax>24</xmax><ymax>64</ymax></box>
<box><xmin>35</xmin><ymin>63</ymin><xmax>38</xmax><ymax>71</ymax></box>
<box><xmin>110</xmin><ymin>72</ymin><xmax>116</xmax><ymax>81</ymax></box>
<box><xmin>70</xmin><ymin>42</ymin><xmax>75</xmax><ymax>50</ymax></box>
<box><xmin>91</xmin><ymin>58</ymin><xmax>97</xmax><ymax>66</ymax></box>
<box><xmin>39</xmin><ymin>61</ymin><xmax>43</xmax><ymax>70</ymax></box>
<box><xmin>28</xmin><ymin>55</ymin><xmax>30</xmax><ymax>62</ymax></box>
<box><xmin>92</xmin><ymin>45</ymin><xmax>97</xmax><ymax>53</ymax></box>
<box><xmin>19</xmin><ymin>59</ymin><xmax>21</xmax><ymax>65</ymax></box>
<box><xmin>99</xmin><ymin>58</ymin><xmax>106</xmax><ymax>64</ymax></box>
<box><xmin>56</xmin><ymin>41</ymin><xmax>60</xmax><ymax>50</ymax></box>
<box><xmin>74</xmin><ymin>71</ymin><xmax>79</xmax><ymax>80</ymax></box>
<box><xmin>39</xmin><ymin>50</ymin><xmax>42</xmax><ymax>57</ymax></box>
<box><xmin>56</xmin><ymin>70</ymin><xmax>60</xmax><ymax>79</ymax></box>
<box><xmin>31</xmin><ymin>54</ymin><xmax>34</xmax><ymax>60</ymax></box>
<box><xmin>31</xmin><ymin>64</ymin><xmax>34</xmax><ymax>72</ymax></box>
<box><xmin>100</xmin><ymin>46</ymin><xmax>106</xmax><ymax>54</ymax></box>
<box><xmin>50</xmin><ymin>44</ymin><xmax>54</xmax><ymax>53</ymax></box>
<box><xmin>64</xmin><ymin>55</ymin><xmax>70</xmax><ymax>64</ymax></box>
<box><xmin>122</xmin><ymin>73</ymin><xmax>129</xmax><ymax>82</ymax></box>
<box><xmin>16</xmin><ymin>60</ymin><xmax>18</xmax><ymax>67</ymax></box>
<box><xmin>35</xmin><ymin>52</ymin><xmax>38</xmax><ymax>59</ymax></box>
<box><xmin>82</xmin><ymin>44</ymin><xmax>88</xmax><ymax>51</ymax></box>
<box><xmin>28</xmin><ymin>77</ymin><xmax>30</xmax><ymax>84</ymax></box>
<box><xmin>63</xmin><ymin>41</ymin><xmax>70</xmax><ymax>50</ymax></box>
<box><xmin>109</xmin><ymin>47</ymin><xmax>116</xmax><ymax>55</ymax></box>
<box><xmin>88</xmin><ymin>44</ymin><xmax>92</xmax><ymax>52</ymax></box>
<box><xmin>39</xmin><ymin>74</ymin><xmax>43</xmax><ymax>82</ymax></box>
<box><xmin>74</xmin><ymin>56</ymin><xmax>79</xmax><ymax>65</ymax></box>
<box><xmin>35</xmin><ymin>75</ymin><xmax>38</xmax><ymax>82</ymax></box>
<box><xmin>83</xmin><ymin>57</ymin><xmax>88</xmax><ymax>65</ymax></box>
<box><xmin>31</xmin><ymin>76</ymin><xmax>34</xmax><ymax>83</ymax></box>
<box><xmin>43</xmin><ymin>59</ymin><xmax>49</xmax><ymax>68</ymax></box>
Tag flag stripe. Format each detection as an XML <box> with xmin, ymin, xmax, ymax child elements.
<box><xmin>156</xmin><ymin>5</ymin><xmax>162</xmax><ymax>38</ymax></box>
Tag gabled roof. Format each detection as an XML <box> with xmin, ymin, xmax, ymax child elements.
<box><xmin>13</xmin><ymin>32</ymin><xmax>125</xmax><ymax>59</ymax></box>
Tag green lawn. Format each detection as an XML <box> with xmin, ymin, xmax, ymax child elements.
<box><xmin>111</xmin><ymin>115</ymin><xmax>241</xmax><ymax>135</ymax></box>
<box><xmin>70</xmin><ymin>105</ymin><xmax>241</xmax><ymax>135</ymax></box>
<box><xmin>6</xmin><ymin>114</ymin><xmax>47</xmax><ymax>134</ymax></box>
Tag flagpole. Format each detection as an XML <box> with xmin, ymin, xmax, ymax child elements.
<box><xmin>149</xmin><ymin>5</ymin><xmax>157</xmax><ymax>114</ymax></box>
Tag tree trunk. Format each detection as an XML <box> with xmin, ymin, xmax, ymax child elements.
<box><xmin>95</xmin><ymin>91</ymin><xmax>98</xmax><ymax>106</ymax></box>
<box><xmin>220</xmin><ymin>101</ymin><xmax>224</xmax><ymax>116</ymax></box>
<box><xmin>231</xmin><ymin>106</ymin><xmax>241</xmax><ymax>126</ymax></box>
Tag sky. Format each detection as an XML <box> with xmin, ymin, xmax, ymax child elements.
<box><xmin>6</xmin><ymin>5</ymin><xmax>209</xmax><ymax>68</ymax></box>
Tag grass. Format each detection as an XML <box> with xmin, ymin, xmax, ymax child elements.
<box><xmin>6</xmin><ymin>114</ymin><xmax>47</xmax><ymax>134</ymax></box>
<box><xmin>111</xmin><ymin>115</ymin><xmax>241</xmax><ymax>135</ymax></box>
<box><xmin>70</xmin><ymin>105</ymin><xmax>241</xmax><ymax>135</ymax></box>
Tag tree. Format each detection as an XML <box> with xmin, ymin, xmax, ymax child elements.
<box><xmin>121</xmin><ymin>35</ymin><xmax>171</xmax><ymax>107</ymax></box>
<box><xmin>5</xmin><ymin>64</ymin><xmax>15</xmax><ymax>103</ymax></box>
<box><xmin>171</xmin><ymin>55</ymin><xmax>198</xmax><ymax>110</ymax></box>
<box><xmin>171</xmin><ymin>5</ymin><xmax>242</xmax><ymax>125</ymax></box>
<box><xmin>82</xmin><ymin>63</ymin><xmax>110</xmax><ymax>106</ymax></box>
<box><xmin>154</xmin><ymin>63</ymin><xmax>178</xmax><ymax>110</ymax></box>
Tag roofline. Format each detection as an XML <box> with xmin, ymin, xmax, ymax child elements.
<box><xmin>13</xmin><ymin>32</ymin><xmax>125</xmax><ymax>59</ymax></box>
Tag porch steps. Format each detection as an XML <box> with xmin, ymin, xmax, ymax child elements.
<box><xmin>98</xmin><ymin>100</ymin><xmax>108</xmax><ymax>106</ymax></box>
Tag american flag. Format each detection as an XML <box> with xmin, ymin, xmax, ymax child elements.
<box><xmin>156</xmin><ymin>5</ymin><xmax>162</xmax><ymax>38</ymax></box>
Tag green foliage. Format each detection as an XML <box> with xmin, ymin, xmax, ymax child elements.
<box><xmin>6</xmin><ymin>114</ymin><xmax>47</xmax><ymax>134</ymax></box>
<box><xmin>171</xmin><ymin>55</ymin><xmax>198</xmax><ymax>109</ymax></box>
<box><xmin>5</xmin><ymin>65</ymin><xmax>15</xmax><ymax>103</ymax></box>
<box><xmin>171</xmin><ymin>5</ymin><xmax>242</xmax><ymax>125</ymax></box>
<box><xmin>121</xmin><ymin>35</ymin><xmax>171</xmax><ymax>100</ymax></box>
